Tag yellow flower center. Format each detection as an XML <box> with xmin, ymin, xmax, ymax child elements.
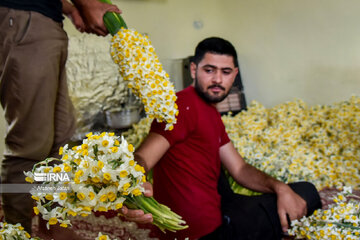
<box><xmin>49</xmin><ymin>218</ymin><xmax>58</xmax><ymax>225</ymax></box>
<box><xmin>77</xmin><ymin>192</ymin><xmax>86</xmax><ymax>201</ymax></box>
<box><xmin>103</xmin><ymin>173</ymin><xmax>112</xmax><ymax>181</ymax></box>
<box><xmin>120</xmin><ymin>170</ymin><xmax>128</xmax><ymax>178</ymax></box>
<box><xmin>33</xmin><ymin>207</ymin><xmax>40</xmax><ymax>215</ymax></box>
<box><xmin>59</xmin><ymin>192</ymin><xmax>67</xmax><ymax>200</ymax></box>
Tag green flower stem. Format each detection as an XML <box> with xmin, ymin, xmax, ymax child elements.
<box><xmin>98</xmin><ymin>0</ymin><xmax>128</xmax><ymax>35</ymax></box>
<box><xmin>125</xmin><ymin>195</ymin><xmax>188</xmax><ymax>233</ymax></box>
<box><xmin>42</xmin><ymin>200</ymin><xmax>54</xmax><ymax>213</ymax></box>
<box><xmin>133</xmin><ymin>196</ymin><xmax>170</xmax><ymax>217</ymax></box>
<box><xmin>319</xmin><ymin>221</ymin><xmax>360</xmax><ymax>231</ymax></box>
<box><xmin>133</xmin><ymin>196</ymin><xmax>180</xmax><ymax>223</ymax></box>
<box><xmin>31</xmin><ymin>157</ymin><xmax>58</xmax><ymax>172</ymax></box>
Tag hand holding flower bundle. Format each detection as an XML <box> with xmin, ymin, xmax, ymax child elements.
<box><xmin>24</xmin><ymin>132</ymin><xmax>187</xmax><ymax>232</ymax></box>
<box><xmin>100</xmin><ymin>0</ymin><xmax>178</xmax><ymax>131</ymax></box>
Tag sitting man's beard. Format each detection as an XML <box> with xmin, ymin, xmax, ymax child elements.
<box><xmin>194</xmin><ymin>78</ymin><xmax>229</xmax><ymax>103</ymax></box>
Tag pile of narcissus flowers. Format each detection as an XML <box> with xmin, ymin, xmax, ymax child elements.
<box><xmin>222</xmin><ymin>96</ymin><xmax>360</xmax><ymax>191</ymax></box>
<box><xmin>110</xmin><ymin>28</ymin><xmax>178</xmax><ymax>131</ymax></box>
<box><xmin>24</xmin><ymin>132</ymin><xmax>187</xmax><ymax>232</ymax></box>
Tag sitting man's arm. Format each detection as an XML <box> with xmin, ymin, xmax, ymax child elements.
<box><xmin>220</xmin><ymin>141</ymin><xmax>307</xmax><ymax>232</ymax></box>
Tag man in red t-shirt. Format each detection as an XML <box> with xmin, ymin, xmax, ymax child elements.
<box><xmin>149</xmin><ymin>85</ymin><xmax>229</xmax><ymax>239</ymax></box>
<box><xmin>123</xmin><ymin>37</ymin><xmax>321</xmax><ymax>240</ymax></box>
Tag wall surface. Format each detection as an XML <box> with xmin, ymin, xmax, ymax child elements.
<box><xmin>1</xmin><ymin>0</ymin><xmax>360</xmax><ymax>159</ymax></box>
<box><xmin>220</xmin><ymin>0</ymin><xmax>360</xmax><ymax>107</ymax></box>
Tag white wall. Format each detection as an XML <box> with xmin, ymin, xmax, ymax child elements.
<box><xmin>220</xmin><ymin>0</ymin><xmax>360</xmax><ymax>107</ymax></box>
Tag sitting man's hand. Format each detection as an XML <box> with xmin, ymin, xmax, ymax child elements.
<box><xmin>276</xmin><ymin>183</ymin><xmax>307</xmax><ymax>232</ymax></box>
<box><xmin>120</xmin><ymin>181</ymin><xmax>153</xmax><ymax>224</ymax></box>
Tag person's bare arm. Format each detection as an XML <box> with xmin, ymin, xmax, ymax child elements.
<box><xmin>120</xmin><ymin>132</ymin><xmax>170</xmax><ymax>223</ymax></box>
<box><xmin>220</xmin><ymin>142</ymin><xmax>307</xmax><ymax>232</ymax></box>
<box><xmin>62</xmin><ymin>0</ymin><xmax>86</xmax><ymax>32</ymax></box>
<box><xmin>134</xmin><ymin>132</ymin><xmax>170</xmax><ymax>171</ymax></box>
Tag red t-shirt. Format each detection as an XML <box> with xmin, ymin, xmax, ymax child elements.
<box><xmin>150</xmin><ymin>86</ymin><xmax>230</xmax><ymax>239</ymax></box>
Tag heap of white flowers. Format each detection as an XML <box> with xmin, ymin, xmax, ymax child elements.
<box><xmin>222</xmin><ymin>96</ymin><xmax>360</xmax><ymax>191</ymax></box>
<box><xmin>110</xmin><ymin>28</ymin><xmax>178</xmax><ymax>131</ymax></box>
<box><xmin>289</xmin><ymin>187</ymin><xmax>360</xmax><ymax>240</ymax></box>
<box><xmin>24</xmin><ymin>132</ymin><xmax>187</xmax><ymax>232</ymax></box>
<box><xmin>0</xmin><ymin>222</ymin><xmax>40</xmax><ymax>240</ymax></box>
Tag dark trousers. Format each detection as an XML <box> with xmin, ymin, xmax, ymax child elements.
<box><xmin>200</xmin><ymin>170</ymin><xmax>322</xmax><ymax>240</ymax></box>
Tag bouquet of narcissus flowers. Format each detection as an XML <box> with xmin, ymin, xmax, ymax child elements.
<box><xmin>99</xmin><ymin>0</ymin><xmax>178</xmax><ymax>131</ymax></box>
<box><xmin>24</xmin><ymin>132</ymin><xmax>187</xmax><ymax>232</ymax></box>
<box><xmin>0</xmin><ymin>222</ymin><xmax>40</xmax><ymax>240</ymax></box>
<box><xmin>110</xmin><ymin>28</ymin><xmax>178</xmax><ymax>131</ymax></box>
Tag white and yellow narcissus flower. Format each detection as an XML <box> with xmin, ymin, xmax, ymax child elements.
<box><xmin>110</xmin><ymin>28</ymin><xmax>178</xmax><ymax>131</ymax></box>
<box><xmin>0</xmin><ymin>222</ymin><xmax>40</xmax><ymax>239</ymax></box>
<box><xmin>95</xmin><ymin>232</ymin><xmax>118</xmax><ymax>240</ymax></box>
<box><xmin>289</xmin><ymin>187</ymin><xmax>360</xmax><ymax>240</ymax></box>
<box><xmin>26</xmin><ymin>132</ymin><xmax>146</xmax><ymax>229</ymax></box>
